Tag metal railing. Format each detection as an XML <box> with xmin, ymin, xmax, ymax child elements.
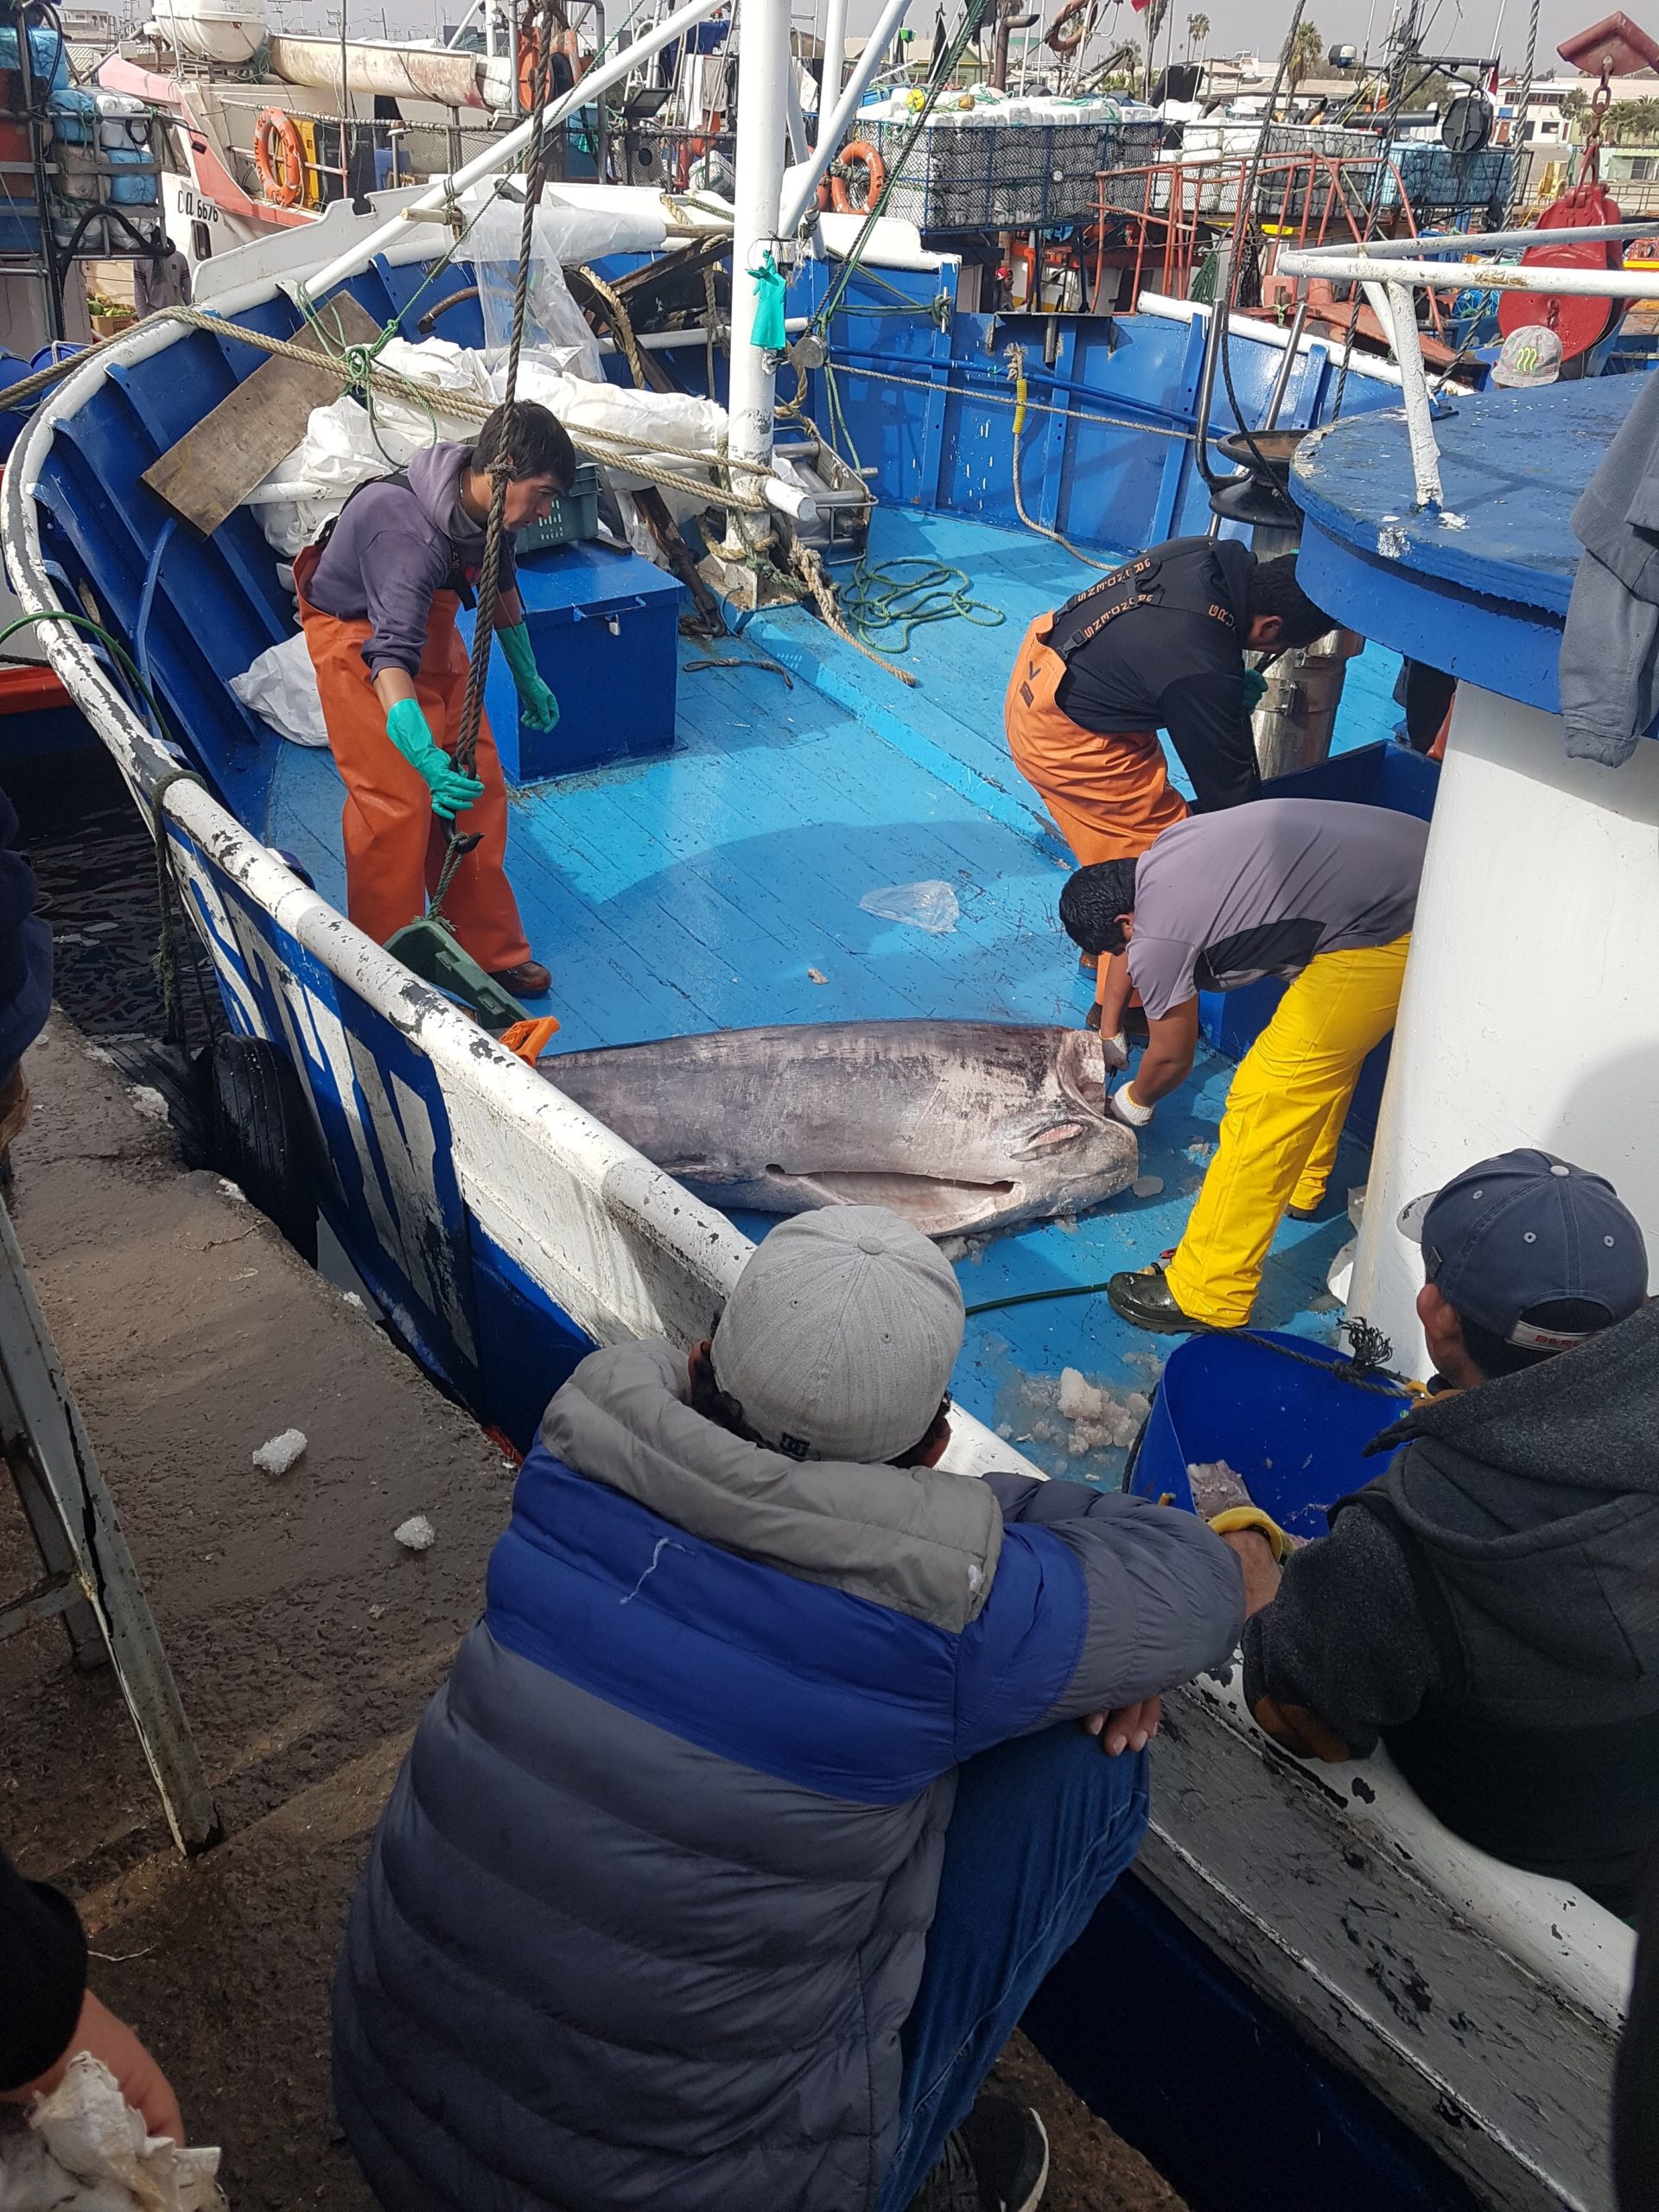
<box><xmin>1093</xmin><ymin>150</ymin><xmax>1427</xmax><ymax>309</ymax></box>
<box><xmin>1276</xmin><ymin>219</ymin><xmax>1659</xmax><ymax>512</ymax></box>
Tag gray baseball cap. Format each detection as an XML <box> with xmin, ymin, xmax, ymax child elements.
<box><xmin>711</xmin><ymin>1205</ymin><xmax>965</xmax><ymax>1464</ymax></box>
<box><xmin>1398</xmin><ymin>1148</ymin><xmax>1648</xmax><ymax>1351</ymax></box>
<box><xmin>1491</xmin><ymin>323</ymin><xmax>1563</xmax><ymax>388</ymax></box>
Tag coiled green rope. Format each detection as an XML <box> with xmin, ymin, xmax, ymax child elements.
<box><xmin>837</xmin><ymin>556</ymin><xmax>1007</xmax><ymax>657</ymax></box>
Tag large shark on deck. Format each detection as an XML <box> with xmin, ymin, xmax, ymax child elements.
<box><xmin>543</xmin><ymin>1020</ymin><xmax>1136</xmax><ymax>1239</ymax></box>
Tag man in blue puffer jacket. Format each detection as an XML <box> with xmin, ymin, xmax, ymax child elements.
<box><xmin>333</xmin><ymin>1205</ymin><xmax>1243</xmax><ymax>2212</ymax></box>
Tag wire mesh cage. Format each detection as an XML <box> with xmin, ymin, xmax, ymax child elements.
<box><xmin>1385</xmin><ymin>142</ymin><xmax>1515</xmax><ymax>210</ymax></box>
<box><xmin>853</xmin><ymin>116</ymin><xmax>1158</xmax><ymax>232</ymax></box>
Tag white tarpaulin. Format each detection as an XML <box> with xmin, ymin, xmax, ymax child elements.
<box><xmin>241</xmin><ymin>334</ymin><xmax>731</xmax><ymax>565</ymax></box>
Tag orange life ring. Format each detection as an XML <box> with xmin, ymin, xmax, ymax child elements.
<box><xmin>829</xmin><ymin>137</ymin><xmax>886</xmax><ymax>213</ymax></box>
<box><xmin>518</xmin><ymin>18</ymin><xmax>543</xmax><ymax>110</ymax></box>
<box><xmin>253</xmin><ymin>107</ymin><xmax>305</xmax><ymax>207</ymax></box>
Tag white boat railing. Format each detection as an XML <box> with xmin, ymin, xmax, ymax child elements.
<box><xmin>1276</xmin><ymin>219</ymin><xmax>1659</xmax><ymax>512</ymax></box>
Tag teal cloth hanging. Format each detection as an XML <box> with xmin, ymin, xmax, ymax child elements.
<box><xmin>748</xmin><ymin>250</ymin><xmax>786</xmax><ymax>351</ymax></box>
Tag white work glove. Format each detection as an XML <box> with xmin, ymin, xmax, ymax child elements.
<box><xmin>1099</xmin><ymin>1029</ymin><xmax>1129</xmax><ymax>1073</ymax></box>
<box><xmin>1108</xmin><ymin>1082</ymin><xmax>1154</xmax><ymax>1129</ymax></box>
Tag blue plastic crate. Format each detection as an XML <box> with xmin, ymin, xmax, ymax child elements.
<box><xmin>1128</xmin><ymin>1331</ymin><xmax>1411</xmax><ymax>1541</ymax></box>
<box><xmin>1197</xmin><ymin>741</ymin><xmax>1439</xmax><ymax>1145</ymax></box>
<box><xmin>461</xmin><ymin>538</ymin><xmax>683</xmax><ymax>785</ymax></box>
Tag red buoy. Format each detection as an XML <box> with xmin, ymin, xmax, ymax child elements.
<box><xmin>1496</xmin><ymin>179</ymin><xmax>1626</xmax><ymax>365</ymax></box>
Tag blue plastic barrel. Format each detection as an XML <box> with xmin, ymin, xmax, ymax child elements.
<box><xmin>1129</xmin><ymin>1331</ymin><xmax>1412</xmax><ymax>1541</ymax></box>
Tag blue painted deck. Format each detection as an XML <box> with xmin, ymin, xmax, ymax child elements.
<box><xmin>264</xmin><ymin>505</ymin><xmax>1406</xmax><ymax>1483</ymax></box>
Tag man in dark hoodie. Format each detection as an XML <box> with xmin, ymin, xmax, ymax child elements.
<box><xmin>296</xmin><ymin>400</ymin><xmax>575</xmax><ymax>999</ymax></box>
<box><xmin>1227</xmin><ymin>1148</ymin><xmax>1656</xmax><ymax>1913</ymax></box>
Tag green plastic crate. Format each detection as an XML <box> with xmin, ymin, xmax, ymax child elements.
<box><xmin>515</xmin><ymin>461</ymin><xmax>601</xmax><ymax>554</ymax></box>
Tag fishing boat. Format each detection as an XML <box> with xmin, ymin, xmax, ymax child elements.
<box><xmin>0</xmin><ymin>3</ymin><xmax>1642</xmax><ymax>2208</ymax></box>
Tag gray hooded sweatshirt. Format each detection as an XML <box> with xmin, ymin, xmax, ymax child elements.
<box><xmin>1244</xmin><ymin>1298</ymin><xmax>1659</xmax><ymax>1912</ymax></box>
<box><xmin>303</xmin><ymin>440</ymin><xmax>517</xmax><ymax>677</ymax></box>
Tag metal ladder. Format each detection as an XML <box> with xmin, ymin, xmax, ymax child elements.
<box><xmin>0</xmin><ymin>1190</ymin><xmax>219</xmax><ymax>1854</ymax></box>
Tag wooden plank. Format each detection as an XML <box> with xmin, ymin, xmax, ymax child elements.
<box><xmin>141</xmin><ymin>294</ymin><xmax>384</xmax><ymax>538</ymax></box>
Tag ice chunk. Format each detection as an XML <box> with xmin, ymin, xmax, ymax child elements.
<box><xmin>1058</xmin><ymin>1367</ymin><xmax>1106</xmax><ymax>1422</ymax></box>
<box><xmin>251</xmin><ymin>1427</ymin><xmax>307</xmax><ymax>1476</ymax></box>
<box><xmin>394</xmin><ymin>1514</ymin><xmax>436</xmax><ymax>1553</ymax></box>
<box><xmin>1132</xmin><ymin>1174</ymin><xmax>1165</xmax><ymax>1198</ymax></box>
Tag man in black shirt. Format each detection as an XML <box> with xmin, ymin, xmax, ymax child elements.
<box><xmin>1004</xmin><ymin>538</ymin><xmax>1333</xmax><ymax>1032</ymax></box>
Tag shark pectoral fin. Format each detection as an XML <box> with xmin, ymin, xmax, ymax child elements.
<box><xmin>768</xmin><ymin>1166</ymin><xmax>1016</xmax><ymax>1238</ymax></box>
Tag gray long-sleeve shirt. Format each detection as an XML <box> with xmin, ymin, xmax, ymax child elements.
<box><xmin>303</xmin><ymin>439</ymin><xmax>517</xmax><ymax>678</ymax></box>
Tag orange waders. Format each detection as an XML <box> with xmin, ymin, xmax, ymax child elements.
<box><xmin>294</xmin><ymin>545</ymin><xmax>531</xmax><ymax>973</ymax></box>
<box><xmin>1004</xmin><ymin>612</ymin><xmax>1188</xmax><ymax>866</ymax></box>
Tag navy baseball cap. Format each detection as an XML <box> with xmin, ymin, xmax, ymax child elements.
<box><xmin>1398</xmin><ymin>1149</ymin><xmax>1649</xmax><ymax>1351</ymax></box>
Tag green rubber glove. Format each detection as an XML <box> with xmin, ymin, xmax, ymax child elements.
<box><xmin>385</xmin><ymin>695</ymin><xmax>485</xmax><ymax>821</ymax></box>
<box><xmin>1242</xmin><ymin>667</ymin><xmax>1269</xmax><ymax>713</ymax></box>
<box><xmin>499</xmin><ymin>621</ymin><xmax>560</xmax><ymax>733</ymax></box>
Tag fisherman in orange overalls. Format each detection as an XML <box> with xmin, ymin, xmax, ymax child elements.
<box><xmin>294</xmin><ymin>401</ymin><xmax>575</xmax><ymax>1000</ymax></box>
<box><xmin>1004</xmin><ymin>537</ymin><xmax>1333</xmax><ymax>1048</ymax></box>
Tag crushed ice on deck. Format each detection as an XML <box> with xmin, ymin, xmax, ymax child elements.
<box><xmin>996</xmin><ymin>1365</ymin><xmax>1154</xmax><ymax>1487</ymax></box>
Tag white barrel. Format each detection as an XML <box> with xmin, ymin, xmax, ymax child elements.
<box><xmin>154</xmin><ymin>0</ymin><xmax>266</xmax><ymax>67</ymax></box>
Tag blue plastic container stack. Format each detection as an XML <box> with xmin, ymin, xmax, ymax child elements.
<box><xmin>48</xmin><ymin>87</ymin><xmax>161</xmax><ymax>253</ymax></box>
<box><xmin>0</xmin><ymin>29</ymin><xmax>67</xmax><ymax>256</ymax></box>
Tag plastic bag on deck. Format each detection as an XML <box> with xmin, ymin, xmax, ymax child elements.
<box><xmin>858</xmin><ymin>882</ymin><xmax>961</xmax><ymax>935</ymax></box>
<box><xmin>0</xmin><ymin>2053</ymin><xmax>226</xmax><ymax>2209</ymax></box>
<box><xmin>231</xmin><ymin>629</ymin><xmax>328</xmax><ymax>747</ymax></box>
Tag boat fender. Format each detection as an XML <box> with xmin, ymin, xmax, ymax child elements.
<box><xmin>253</xmin><ymin>108</ymin><xmax>306</xmax><ymax>208</ymax></box>
<box><xmin>209</xmin><ymin>1033</ymin><xmax>321</xmax><ymax>1264</ymax></box>
<box><xmin>830</xmin><ymin>138</ymin><xmax>886</xmax><ymax>214</ymax></box>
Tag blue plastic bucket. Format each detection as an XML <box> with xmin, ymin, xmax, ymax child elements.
<box><xmin>1129</xmin><ymin>1331</ymin><xmax>1413</xmax><ymax>1541</ymax></box>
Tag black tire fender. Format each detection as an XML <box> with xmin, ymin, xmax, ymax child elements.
<box><xmin>209</xmin><ymin>1033</ymin><xmax>321</xmax><ymax>1266</ymax></box>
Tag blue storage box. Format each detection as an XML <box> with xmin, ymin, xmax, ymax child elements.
<box><xmin>1128</xmin><ymin>1331</ymin><xmax>1411</xmax><ymax>1542</ymax></box>
<box><xmin>1198</xmin><ymin>741</ymin><xmax>1440</xmax><ymax>1146</ymax></box>
<box><xmin>461</xmin><ymin>539</ymin><xmax>683</xmax><ymax>785</ymax></box>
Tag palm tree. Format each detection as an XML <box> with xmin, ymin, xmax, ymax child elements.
<box><xmin>1287</xmin><ymin>18</ymin><xmax>1324</xmax><ymax>99</ymax></box>
<box><xmin>1185</xmin><ymin>10</ymin><xmax>1209</xmax><ymax>60</ymax></box>
<box><xmin>1560</xmin><ymin>85</ymin><xmax>1588</xmax><ymax>141</ymax></box>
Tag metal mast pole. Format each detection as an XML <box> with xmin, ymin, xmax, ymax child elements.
<box><xmin>819</xmin><ymin>0</ymin><xmax>850</xmax><ymax>134</ymax></box>
<box><xmin>726</xmin><ymin>0</ymin><xmax>791</xmax><ymax>498</ymax></box>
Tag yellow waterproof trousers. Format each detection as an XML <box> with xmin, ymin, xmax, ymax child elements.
<box><xmin>1165</xmin><ymin>933</ymin><xmax>1412</xmax><ymax>1329</ymax></box>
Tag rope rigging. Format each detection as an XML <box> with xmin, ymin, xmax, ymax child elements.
<box><xmin>428</xmin><ymin>0</ymin><xmax>558</xmax><ymax>925</ymax></box>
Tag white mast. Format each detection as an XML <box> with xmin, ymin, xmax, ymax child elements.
<box><xmin>726</xmin><ymin>0</ymin><xmax>792</xmax><ymax>488</ymax></box>
<box><xmin>819</xmin><ymin>0</ymin><xmax>851</xmax><ymax>130</ymax></box>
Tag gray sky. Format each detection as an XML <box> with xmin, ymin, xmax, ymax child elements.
<box><xmin>832</xmin><ymin>0</ymin><xmax>1610</xmax><ymax>75</ymax></box>
<box><xmin>294</xmin><ymin>0</ymin><xmax>1624</xmax><ymax>81</ymax></box>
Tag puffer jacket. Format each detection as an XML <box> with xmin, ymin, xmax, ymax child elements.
<box><xmin>332</xmin><ymin>1338</ymin><xmax>1243</xmax><ymax>2212</ymax></box>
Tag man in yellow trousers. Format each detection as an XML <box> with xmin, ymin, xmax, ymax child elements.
<box><xmin>1058</xmin><ymin>798</ymin><xmax>1429</xmax><ymax>1332</ymax></box>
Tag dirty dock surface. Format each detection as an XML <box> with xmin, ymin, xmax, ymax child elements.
<box><xmin>0</xmin><ymin>1013</ymin><xmax>1184</xmax><ymax>2210</ymax></box>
